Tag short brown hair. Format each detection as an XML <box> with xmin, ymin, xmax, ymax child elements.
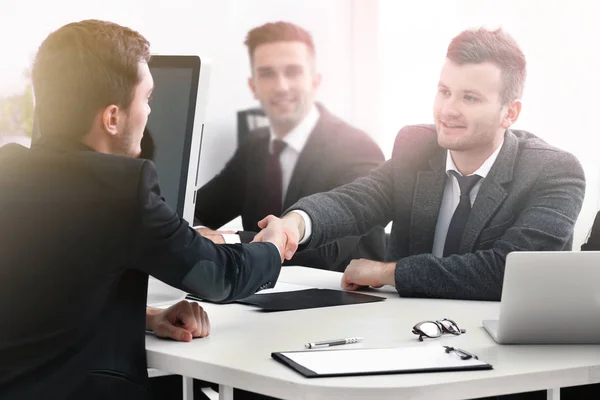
<box><xmin>32</xmin><ymin>19</ymin><xmax>150</xmax><ymax>140</ymax></box>
<box><xmin>447</xmin><ymin>28</ymin><xmax>526</xmax><ymax>104</ymax></box>
<box><xmin>244</xmin><ymin>21</ymin><xmax>315</xmax><ymax>63</ymax></box>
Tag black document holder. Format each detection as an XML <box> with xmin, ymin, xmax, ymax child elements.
<box><xmin>237</xmin><ymin>288</ymin><xmax>385</xmax><ymax>311</ymax></box>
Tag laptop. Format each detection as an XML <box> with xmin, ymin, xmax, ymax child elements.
<box><xmin>483</xmin><ymin>251</ymin><xmax>600</xmax><ymax>344</ymax></box>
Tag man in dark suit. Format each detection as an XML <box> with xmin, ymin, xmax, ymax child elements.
<box><xmin>195</xmin><ymin>21</ymin><xmax>385</xmax><ymax>272</ymax></box>
<box><xmin>255</xmin><ymin>27</ymin><xmax>587</xmax><ymax>400</ymax></box>
<box><xmin>0</xmin><ymin>20</ymin><xmax>290</xmax><ymax>400</ymax></box>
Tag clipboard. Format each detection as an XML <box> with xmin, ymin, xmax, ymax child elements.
<box><xmin>272</xmin><ymin>345</ymin><xmax>492</xmax><ymax>378</ymax></box>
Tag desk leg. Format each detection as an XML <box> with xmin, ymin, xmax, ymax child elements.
<box><xmin>182</xmin><ymin>376</ymin><xmax>194</xmax><ymax>400</ymax></box>
<box><xmin>219</xmin><ymin>384</ymin><xmax>234</xmax><ymax>400</ymax></box>
<box><xmin>547</xmin><ymin>388</ymin><xmax>560</xmax><ymax>400</ymax></box>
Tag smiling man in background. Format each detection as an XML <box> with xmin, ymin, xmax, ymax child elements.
<box><xmin>194</xmin><ymin>21</ymin><xmax>386</xmax><ymax>272</ymax></box>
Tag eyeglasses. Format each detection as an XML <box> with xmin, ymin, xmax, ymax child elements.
<box><xmin>412</xmin><ymin>318</ymin><xmax>466</xmax><ymax>341</ymax></box>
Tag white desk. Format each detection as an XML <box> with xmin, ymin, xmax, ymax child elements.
<box><xmin>146</xmin><ymin>267</ymin><xmax>600</xmax><ymax>400</ymax></box>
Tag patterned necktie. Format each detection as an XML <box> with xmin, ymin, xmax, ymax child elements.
<box><xmin>262</xmin><ymin>139</ymin><xmax>287</xmax><ymax>217</ymax></box>
<box><xmin>443</xmin><ymin>171</ymin><xmax>482</xmax><ymax>257</ymax></box>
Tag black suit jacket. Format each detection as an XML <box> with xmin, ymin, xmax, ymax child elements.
<box><xmin>0</xmin><ymin>137</ymin><xmax>281</xmax><ymax>400</ymax></box>
<box><xmin>582</xmin><ymin>212</ymin><xmax>600</xmax><ymax>250</ymax></box>
<box><xmin>195</xmin><ymin>104</ymin><xmax>386</xmax><ymax>271</ymax></box>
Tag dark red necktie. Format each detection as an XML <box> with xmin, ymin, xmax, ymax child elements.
<box><xmin>262</xmin><ymin>139</ymin><xmax>287</xmax><ymax>217</ymax></box>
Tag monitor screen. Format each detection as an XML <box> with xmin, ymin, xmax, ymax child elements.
<box><xmin>146</xmin><ymin>56</ymin><xmax>199</xmax><ymax>221</ymax></box>
<box><xmin>145</xmin><ymin>55</ymin><xmax>210</xmax><ymax>224</ymax></box>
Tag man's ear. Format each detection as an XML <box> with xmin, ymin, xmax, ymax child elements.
<box><xmin>312</xmin><ymin>72</ymin><xmax>322</xmax><ymax>91</ymax></box>
<box><xmin>248</xmin><ymin>76</ymin><xmax>258</xmax><ymax>100</ymax></box>
<box><xmin>501</xmin><ymin>99</ymin><xmax>522</xmax><ymax>129</ymax></box>
<box><xmin>101</xmin><ymin>105</ymin><xmax>121</xmax><ymax>136</ymax></box>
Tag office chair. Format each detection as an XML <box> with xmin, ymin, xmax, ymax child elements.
<box><xmin>237</xmin><ymin>107</ymin><xmax>268</xmax><ymax>145</ymax></box>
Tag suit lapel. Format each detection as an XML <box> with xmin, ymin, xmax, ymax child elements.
<box><xmin>410</xmin><ymin>148</ymin><xmax>447</xmax><ymax>255</ymax></box>
<box><xmin>283</xmin><ymin>115</ymin><xmax>328</xmax><ymax>209</ymax></box>
<box><xmin>244</xmin><ymin>130</ymin><xmax>270</xmax><ymax>227</ymax></box>
<box><xmin>248</xmin><ymin>130</ymin><xmax>270</xmax><ymax>190</ymax></box>
<box><xmin>460</xmin><ymin>130</ymin><xmax>517</xmax><ymax>253</ymax></box>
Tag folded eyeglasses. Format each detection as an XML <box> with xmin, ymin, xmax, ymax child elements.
<box><xmin>412</xmin><ymin>318</ymin><xmax>466</xmax><ymax>341</ymax></box>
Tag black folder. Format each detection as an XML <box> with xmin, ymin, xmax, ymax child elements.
<box><xmin>237</xmin><ymin>288</ymin><xmax>385</xmax><ymax>311</ymax></box>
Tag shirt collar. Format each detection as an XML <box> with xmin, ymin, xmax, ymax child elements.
<box><xmin>445</xmin><ymin>138</ymin><xmax>505</xmax><ymax>178</ymax></box>
<box><xmin>269</xmin><ymin>104</ymin><xmax>320</xmax><ymax>153</ymax></box>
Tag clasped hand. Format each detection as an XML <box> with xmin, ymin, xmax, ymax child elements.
<box><xmin>252</xmin><ymin>214</ymin><xmax>302</xmax><ymax>262</ymax></box>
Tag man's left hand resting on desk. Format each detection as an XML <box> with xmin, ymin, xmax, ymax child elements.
<box><xmin>146</xmin><ymin>301</ymin><xmax>210</xmax><ymax>342</ymax></box>
<box><xmin>341</xmin><ymin>259</ymin><xmax>396</xmax><ymax>290</ymax></box>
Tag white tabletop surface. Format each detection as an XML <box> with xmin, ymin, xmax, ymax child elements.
<box><xmin>146</xmin><ymin>267</ymin><xmax>600</xmax><ymax>399</ymax></box>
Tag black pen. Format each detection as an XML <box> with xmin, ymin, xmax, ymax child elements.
<box><xmin>305</xmin><ymin>337</ymin><xmax>363</xmax><ymax>349</ymax></box>
<box><xmin>443</xmin><ymin>345</ymin><xmax>478</xmax><ymax>360</ymax></box>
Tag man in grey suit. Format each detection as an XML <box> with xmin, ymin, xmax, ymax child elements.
<box><xmin>255</xmin><ymin>27</ymin><xmax>586</xmax><ymax>303</ymax></box>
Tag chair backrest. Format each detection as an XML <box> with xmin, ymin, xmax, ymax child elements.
<box><xmin>237</xmin><ymin>107</ymin><xmax>269</xmax><ymax>145</ymax></box>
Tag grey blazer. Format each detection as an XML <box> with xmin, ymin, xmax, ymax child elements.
<box><xmin>291</xmin><ymin>125</ymin><xmax>586</xmax><ymax>301</ymax></box>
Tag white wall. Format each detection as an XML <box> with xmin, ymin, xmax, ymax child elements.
<box><xmin>1</xmin><ymin>0</ymin><xmax>361</xmax><ymax>184</ymax></box>
<box><xmin>6</xmin><ymin>0</ymin><xmax>593</xmax><ymax>246</ymax></box>
<box><xmin>377</xmin><ymin>0</ymin><xmax>600</xmax><ymax>248</ymax></box>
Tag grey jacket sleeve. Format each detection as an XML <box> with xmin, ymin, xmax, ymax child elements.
<box><xmin>288</xmin><ymin>160</ymin><xmax>396</xmax><ymax>248</ymax></box>
<box><xmin>135</xmin><ymin>161</ymin><xmax>281</xmax><ymax>303</ymax></box>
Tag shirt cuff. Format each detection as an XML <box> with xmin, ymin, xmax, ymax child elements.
<box><xmin>289</xmin><ymin>210</ymin><xmax>312</xmax><ymax>245</ymax></box>
<box><xmin>221</xmin><ymin>234</ymin><xmax>241</xmax><ymax>244</ymax></box>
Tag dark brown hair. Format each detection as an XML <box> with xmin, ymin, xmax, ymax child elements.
<box><xmin>447</xmin><ymin>28</ymin><xmax>526</xmax><ymax>104</ymax></box>
<box><xmin>244</xmin><ymin>21</ymin><xmax>315</xmax><ymax>63</ymax></box>
<box><xmin>32</xmin><ymin>19</ymin><xmax>150</xmax><ymax>140</ymax></box>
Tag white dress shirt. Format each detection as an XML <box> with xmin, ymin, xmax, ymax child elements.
<box><xmin>222</xmin><ymin>105</ymin><xmax>320</xmax><ymax>244</ymax></box>
<box><xmin>269</xmin><ymin>105</ymin><xmax>320</xmax><ymax>200</ymax></box>
<box><xmin>295</xmin><ymin>139</ymin><xmax>505</xmax><ymax>251</ymax></box>
<box><xmin>431</xmin><ymin>140</ymin><xmax>504</xmax><ymax>257</ymax></box>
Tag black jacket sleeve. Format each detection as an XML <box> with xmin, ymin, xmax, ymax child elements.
<box><xmin>134</xmin><ymin>161</ymin><xmax>281</xmax><ymax>303</ymax></box>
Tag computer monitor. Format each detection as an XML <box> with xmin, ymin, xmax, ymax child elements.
<box><xmin>145</xmin><ymin>55</ymin><xmax>211</xmax><ymax>224</ymax></box>
<box><xmin>144</xmin><ymin>55</ymin><xmax>211</xmax><ymax>305</ymax></box>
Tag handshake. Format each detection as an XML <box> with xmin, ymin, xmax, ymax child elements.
<box><xmin>251</xmin><ymin>212</ymin><xmax>306</xmax><ymax>263</ymax></box>
<box><xmin>253</xmin><ymin>212</ymin><xmax>396</xmax><ymax>290</ymax></box>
